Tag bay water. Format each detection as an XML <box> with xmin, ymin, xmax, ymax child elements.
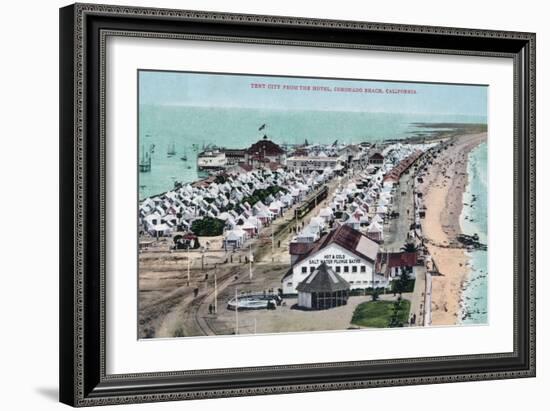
<box><xmin>138</xmin><ymin>105</ymin><xmax>484</xmax><ymax>198</ymax></box>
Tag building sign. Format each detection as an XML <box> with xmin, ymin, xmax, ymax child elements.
<box><xmin>308</xmin><ymin>253</ymin><xmax>361</xmax><ymax>266</ymax></box>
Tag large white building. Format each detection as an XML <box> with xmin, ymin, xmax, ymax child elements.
<box><xmin>282</xmin><ymin>224</ymin><xmax>384</xmax><ymax>294</ymax></box>
<box><xmin>197</xmin><ymin>150</ymin><xmax>227</xmax><ymax>170</ymax></box>
<box><xmin>286</xmin><ymin>155</ymin><xmax>341</xmax><ymax>173</ymax></box>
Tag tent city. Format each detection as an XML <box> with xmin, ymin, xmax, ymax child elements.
<box><xmin>138</xmin><ymin>71</ymin><xmax>488</xmax><ymax>338</ymax></box>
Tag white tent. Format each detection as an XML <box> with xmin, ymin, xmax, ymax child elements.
<box><xmin>246</xmin><ymin>216</ymin><xmax>262</xmax><ymax>230</ymax></box>
<box><xmin>319</xmin><ymin>207</ymin><xmax>334</xmax><ymax>221</ymax></box>
<box><xmin>371</xmin><ymin>214</ymin><xmax>384</xmax><ymax>225</ymax></box>
<box><xmin>224</xmin><ymin>228</ymin><xmax>246</xmax><ymax>248</ymax></box>
<box><xmin>268</xmin><ymin>200</ymin><xmax>283</xmax><ymax>215</ymax></box>
<box><xmin>289</xmin><ymin>187</ymin><xmax>300</xmax><ymax>197</ymax></box>
<box><xmin>375</xmin><ymin>205</ymin><xmax>388</xmax><ymax>214</ymax></box>
<box><xmin>378</xmin><ymin>197</ymin><xmax>389</xmax><ymax>206</ymax></box>
<box><xmin>309</xmin><ymin>216</ymin><xmax>326</xmax><ymax>231</ymax></box>
<box><xmin>142</xmin><ymin>213</ymin><xmax>162</xmax><ymax>230</ymax></box>
<box><xmin>367</xmin><ymin>220</ymin><xmax>383</xmax><ymax>233</ymax></box>
<box><xmin>295</xmin><ymin>224</ymin><xmax>320</xmax><ymax>243</ymax></box>
<box><xmin>255</xmin><ymin>209</ymin><xmax>272</xmax><ymax>224</ymax></box>
<box><xmin>217</xmin><ymin>212</ymin><xmax>232</xmax><ymax>221</ymax></box>
<box><xmin>281</xmin><ymin>194</ymin><xmax>294</xmax><ymax>207</ymax></box>
<box><xmin>147</xmin><ymin>223</ymin><xmax>172</xmax><ymax>237</ymax></box>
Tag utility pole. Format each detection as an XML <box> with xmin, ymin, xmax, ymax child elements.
<box><xmin>249</xmin><ymin>243</ymin><xmax>253</xmax><ymax>280</ymax></box>
<box><xmin>187</xmin><ymin>245</ymin><xmax>190</xmax><ymax>286</ymax></box>
<box><xmin>271</xmin><ymin>228</ymin><xmax>274</xmax><ymax>262</ymax></box>
<box><xmin>235</xmin><ymin>288</ymin><xmax>239</xmax><ymax>335</ymax></box>
<box><xmin>214</xmin><ymin>268</ymin><xmax>218</xmax><ymax>314</ymax></box>
<box><xmin>315</xmin><ymin>192</ymin><xmax>317</xmax><ymax>209</ymax></box>
<box><xmin>372</xmin><ymin>261</ymin><xmax>375</xmax><ymax>298</ymax></box>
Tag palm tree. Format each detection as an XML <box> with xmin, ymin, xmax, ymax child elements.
<box><xmin>401</xmin><ymin>241</ymin><xmax>418</xmax><ymax>253</ymax></box>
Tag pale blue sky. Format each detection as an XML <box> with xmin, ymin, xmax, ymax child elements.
<box><xmin>139</xmin><ymin>70</ymin><xmax>487</xmax><ymax>117</ymax></box>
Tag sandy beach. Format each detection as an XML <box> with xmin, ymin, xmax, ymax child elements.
<box><xmin>417</xmin><ymin>132</ymin><xmax>487</xmax><ymax>325</ymax></box>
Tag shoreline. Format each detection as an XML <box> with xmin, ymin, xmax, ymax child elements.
<box><xmin>417</xmin><ymin>132</ymin><xmax>487</xmax><ymax>326</ymax></box>
<box><xmin>458</xmin><ymin>142</ymin><xmax>488</xmax><ymax>324</ymax></box>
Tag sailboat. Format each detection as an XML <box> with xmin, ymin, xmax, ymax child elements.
<box><xmin>180</xmin><ymin>148</ymin><xmax>188</xmax><ymax>161</ymax></box>
<box><xmin>167</xmin><ymin>141</ymin><xmax>176</xmax><ymax>157</ymax></box>
<box><xmin>139</xmin><ymin>145</ymin><xmax>151</xmax><ymax>172</ymax></box>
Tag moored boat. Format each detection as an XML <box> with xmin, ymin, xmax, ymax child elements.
<box><xmin>197</xmin><ymin>149</ymin><xmax>227</xmax><ymax>170</ymax></box>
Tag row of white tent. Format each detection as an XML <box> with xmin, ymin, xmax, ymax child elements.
<box><xmin>222</xmin><ymin>170</ymin><xmax>337</xmax><ymax>248</ymax></box>
<box><xmin>136</xmin><ymin>163</ymin><xmax>338</xmax><ymax>242</ymax></box>
<box><xmin>139</xmin><ymin>167</ymin><xmax>328</xmax><ymax>237</ymax></box>
<box><xmin>140</xmin><ymin>170</ymin><xmax>268</xmax><ymax>237</ymax></box>
<box><xmin>290</xmin><ymin>142</ymin><xmax>432</xmax><ymax>244</ymax></box>
<box><xmin>139</xmin><ymin>142</ymin><xmax>431</xmax><ymax>240</ymax></box>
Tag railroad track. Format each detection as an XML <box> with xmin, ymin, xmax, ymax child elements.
<box><xmin>190</xmin><ymin>266</ymin><xmax>241</xmax><ymax>336</ymax></box>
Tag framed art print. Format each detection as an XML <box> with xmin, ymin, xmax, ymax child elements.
<box><xmin>59</xmin><ymin>3</ymin><xmax>535</xmax><ymax>407</ymax></box>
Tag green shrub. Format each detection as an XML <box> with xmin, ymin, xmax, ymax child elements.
<box><xmin>173</xmin><ymin>327</ymin><xmax>185</xmax><ymax>337</ymax></box>
<box><xmin>191</xmin><ymin>217</ymin><xmax>225</xmax><ymax>236</ymax></box>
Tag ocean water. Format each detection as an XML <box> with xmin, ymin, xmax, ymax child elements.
<box><xmin>459</xmin><ymin>142</ymin><xmax>488</xmax><ymax>325</ymax></box>
<box><xmin>138</xmin><ymin>105</ymin><xmax>485</xmax><ymax>198</ymax></box>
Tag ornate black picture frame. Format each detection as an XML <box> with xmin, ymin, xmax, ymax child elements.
<box><xmin>59</xmin><ymin>3</ymin><xmax>535</xmax><ymax>407</ymax></box>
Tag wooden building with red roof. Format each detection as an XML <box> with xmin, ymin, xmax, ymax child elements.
<box><xmin>245</xmin><ymin>135</ymin><xmax>286</xmax><ymax>168</ymax></box>
<box><xmin>282</xmin><ymin>224</ymin><xmax>381</xmax><ymax>294</ymax></box>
